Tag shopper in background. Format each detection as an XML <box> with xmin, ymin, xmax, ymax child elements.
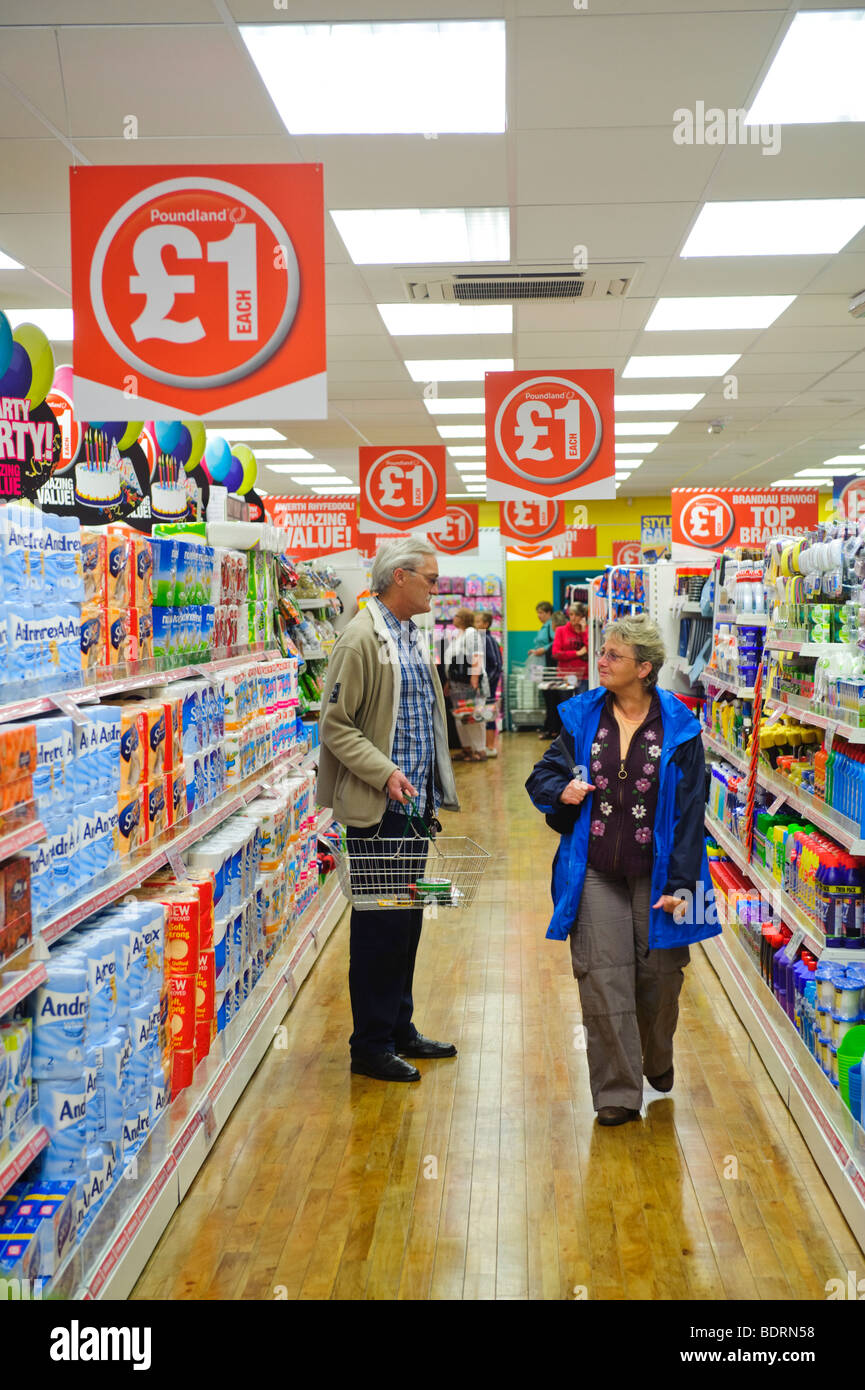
<box><xmin>444</xmin><ymin>608</ymin><xmax>489</xmax><ymax>762</ymax></box>
<box><xmin>539</xmin><ymin>610</ymin><xmax>568</xmax><ymax>740</ymax></box>
<box><xmin>475</xmin><ymin>611</ymin><xmax>503</xmax><ymax>758</ymax></box>
<box><xmin>552</xmin><ymin>603</ymin><xmax>589</xmax><ymax>686</ymax></box>
<box><xmin>317</xmin><ymin>537</ymin><xmax>459</xmax><ymax>1083</ymax></box>
<box><xmin>528</xmin><ymin>601</ymin><xmax>555</xmax><ymax>664</ymax></box>
<box><xmin>525</xmin><ymin>614</ymin><xmax>718</xmax><ymax>1127</ymax></box>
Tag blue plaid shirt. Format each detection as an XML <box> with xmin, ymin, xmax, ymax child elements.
<box><xmin>376</xmin><ymin>598</ymin><xmax>440</xmax><ymax>816</ymax></box>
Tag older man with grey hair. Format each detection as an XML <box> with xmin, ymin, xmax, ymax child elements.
<box><xmin>317</xmin><ymin>536</ymin><xmax>460</xmax><ymax>1082</ymax></box>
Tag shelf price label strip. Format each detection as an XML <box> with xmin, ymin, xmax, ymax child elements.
<box><xmin>0</xmin><ymin>960</ymin><xmax>47</xmax><ymax>1015</ymax></box>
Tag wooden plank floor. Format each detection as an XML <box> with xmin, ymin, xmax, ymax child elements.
<box><xmin>131</xmin><ymin>734</ymin><xmax>864</xmax><ymax>1301</ymax></box>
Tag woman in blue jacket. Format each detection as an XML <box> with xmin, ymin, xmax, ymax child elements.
<box><xmin>525</xmin><ymin>613</ymin><xmax>718</xmax><ymax>1128</ymax></box>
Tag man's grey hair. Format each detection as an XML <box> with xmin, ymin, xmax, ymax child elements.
<box><xmin>371</xmin><ymin>537</ymin><xmax>438</xmax><ymax>594</ymax></box>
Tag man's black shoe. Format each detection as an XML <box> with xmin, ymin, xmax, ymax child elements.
<box><xmin>350</xmin><ymin>1052</ymin><xmax>420</xmax><ymax>1082</ymax></box>
<box><xmin>396</xmin><ymin>1034</ymin><xmax>457</xmax><ymax>1059</ymax></box>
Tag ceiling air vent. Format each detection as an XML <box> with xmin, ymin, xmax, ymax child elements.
<box><xmin>401</xmin><ymin>264</ymin><xmax>640</xmax><ymax>304</ymax></box>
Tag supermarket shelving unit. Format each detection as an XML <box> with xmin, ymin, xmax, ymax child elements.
<box><xmin>0</xmin><ymin>640</ymin><xmax>347</xmax><ymax>1298</ymax></box>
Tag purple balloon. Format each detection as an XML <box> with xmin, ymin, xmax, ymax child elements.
<box><xmin>225</xmin><ymin>456</ymin><xmax>244</xmax><ymax>494</ymax></box>
<box><xmin>0</xmin><ymin>342</ymin><xmax>33</xmax><ymax>400</ymax></box>
<box><xmin>88</xmin><ymin>421</ymin><xmax>126</xmax><ymax>446</ymax></box>
<box><xmin>171</xmin><ymin>426</ymin><xmax>193</xmax><ymax>466</ymax></box>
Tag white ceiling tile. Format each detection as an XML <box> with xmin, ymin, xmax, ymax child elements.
<box><xmin>709</xmin><ymin>127</ymin><xmax>865</xmax><ymax>201</ymax></box>
<box><xmin>327</xmin><ymin>305</ymin><xmax>388</xmax><ymax>335</ymax></box>
<box><xmin>515</xmin><ymin>12</ymin><xmax>783</xmax><ymax>129</ymax></box>
<box><xmin>516</xmin><ymin>128</ymin><xmax>716</xmax><ymax>205</ymax></box>
<box><xmin>228</xmin><ymin>0</ymin><xmax>505</xmax><ymax>17</ymax></box>
<box><xmin>0</xmin><ymin>214</ymin><xmax>69</xmax><ymax>266</ymax></box>
<box><xmin>296</xmin><ymin>135</ymin><xmax>508</xmax><ymax>206</ymax></box>
<box><xmin>1</xmin><ymin>0</ymin><xmax>215</xmax><ymax>17</ymax></box>
<box><xmin>658</xmin><ymin>257</ymin><xmax>827</xmax><ymax>295</ymax></box>
<box><xmin>326</xmin><ymin>335</ymin><xmax>399</xmax><ymax>362</ymax></box>
<box><xmin>0</xmin><ymin>141</ymin><xmax>74</xmax><ymax>215</ymax></box>
<box><xmin>59</xmin><ymin>26</ymin><xmax>280</xmax><ymax>138</ymax></box>
<box><xmin>517</xmin><ymin>330</ymin><xmax>636</xmax><ymax>357</ymax></box>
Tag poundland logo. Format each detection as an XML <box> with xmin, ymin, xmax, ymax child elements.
<box><xmin>49</xmin><ymin>1321</ymin><xmax>152</xmax><ymax>1371</ymax></box>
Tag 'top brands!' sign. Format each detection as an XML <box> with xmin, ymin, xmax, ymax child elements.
<box><xmin>671</xmin><ymin>487</ymin><xmax>819</xmax><ymax>559</ymax></box>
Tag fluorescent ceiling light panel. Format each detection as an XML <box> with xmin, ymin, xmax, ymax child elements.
<box><xmin>681</xmin><ymin>201</ymin><xmax>865</xmax><ymax>257</ymax></box>
<box><xmin>821</xmin><ymin>455</ymin><xmax>865</xmax><ymax>467</ymax></box>
<box><xmin>291</xmin><ymin>474</ymin><xmax>354</xmax><ymax>485</ymax></box>
<box><xmin>240</xmin><ymin>21</ymin><xmax>505</xmax><ymax>134</ymax></box>
<box><xmin>623</xmin><ymin>355</ymin><xmax>740</xmax><ymax>378</ymax></box>
<box><xmin>206</xmin><ymin>428</ymin><xmax>286</xmax><ymax>442</ymax></box>
<box><xmin>241</xmin><ymin>448</ymin><xmax>312</xmax><ymax>460</ymax></box>
<box><xmin>798</xmin><ymin>467</ymin><xmax>865</xmax><ymax>478</ymax></box>
<box><xmin>615</xmin><ymin>459</ymin><xmax>643</xmax><ymax>468</ymax></box>
<box><xmin>422</xmin><ymin>397</ymin><xmax>485</xmax><ymax>415</ymax></box>
<box><xmin>645</xmin><ymin>296</ymin><xmax>796</xmax><ymax>331</ymax></box>
<box><xmin>437</xmin><ymin>425</ymin><xmax>486</xmax><ymax>439</ymax></box>
<box><xmin>4</xmin><ymin>309</ymin><xmax>73</xmax><ymax>338</ymax></box>
<box><xmin>313</xmin><ymin>486</ymin><xmax>360</xmax><ymax>495</ymax></box>
<box><xmin>405</xmin><ymin>358</ymin><xmax>513</xmax><ymax>382</ymax></box>
<box><xmin>378</xmin><ymin>304</ymin><xmax>511</xmax><ymax>335</ymax></box>
<box><xmin>453</xmin><ymin>459</ymin><xmax>484</xmax><ymax>471</ymax></box>
<box><xmin>615</xmin><ymin>422</ymin><xmax>678</xmax><ymax>436</ymax></box>
<box><xmin>447</xmin><ymin>446</ymin><xmax>486</xmax><ymax>457</ymax></box>
<box><xmin>615</xmin><ymin>394</ymin><xmax>704</xmax><ymax>411</ymax></box>
<box><xmin>265</xmin><ymin>463</ymin><xmax>336</xmax><ymax>475</ymax></box>
<box><xmin>331</xmin><ymin>209</ymin><xmax>509</xmax><ymax>265</ymax></box>
<box><xmin>614</xmin><ymin>443</ymin><xmax>657</xmax><ymax>454</ymax></box>
<box><xmin>772</xmin><ymin>478</ymin><xmax>832</xmax><ymax>488</ymax></box>
<box><xmin>460</xmin><ymin>475</ymin><xmax>487</xmax><ymax>483</ymax></box>
<box><xmin>0</xmin><ymin>250</ymin><xmax>23</xmax><ymax>271</ymax></box>
<box><xmin>747</xmin><ymin>12</ymin><xmax>865</xmax><ymax>125</ymax></box>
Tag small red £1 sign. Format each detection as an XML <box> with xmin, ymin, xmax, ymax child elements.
<box><xmin>358</xmin><ymin>446</ymin><xmax>446</xmax><ymax>534</ymax></box>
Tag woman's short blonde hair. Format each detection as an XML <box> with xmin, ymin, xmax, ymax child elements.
<box><xmin>603</xmin><ymin>613</ymin><xmax>666</xmax><ymax>689</ymax></box>
<box><xmin>453</xmin><ymin>607</ymin><xmax>476</xmax><ymax>628</ymax></box>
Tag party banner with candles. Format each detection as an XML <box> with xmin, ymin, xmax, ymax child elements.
<box><xmin>35</xmin><ymin>364</ymin><xmax>152</xmax><ymax>528</ymax></box>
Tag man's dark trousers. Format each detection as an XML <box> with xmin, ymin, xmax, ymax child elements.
<box><xmin>346</xmin><ymin>807</ymin><xmax>431</xmax><ymax>1057</ymax></box>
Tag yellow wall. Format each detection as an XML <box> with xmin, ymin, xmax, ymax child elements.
<box><xmin>490</xmin><ymin>495</ymin><xmax>674</xmax><ymax>630</ymax></box>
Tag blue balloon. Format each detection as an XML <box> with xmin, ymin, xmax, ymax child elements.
<box><xmin>0</xmin><ymin>312</ymin><xmax>12</xmax><ymax>379</ymax></box>
<box><xmin>155</xmin><ymin>420</ymin><xmax>183</xmax><ymax>455</ymax></box>
<box><xmin>225</xmin><ymin>456</ymin><xmax>244</xmax><ymax>494</ymax></box>
<box><xmin>171</xmin><ymin>425</ymin><xmax>193</xmax><ymax>466</ymax></box>
<box><xmin>0</xmin><ymin>341</ymin><xmax>32</xmax><ymax>400</ymax></box>
<box><xmin>205</xmin><ymin>436</ymin><xmax>232</xmax><ymax>483</ymax></box>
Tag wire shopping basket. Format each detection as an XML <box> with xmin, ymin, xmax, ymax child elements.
<box><xmin>333</xmin><ymin>803</ymin><xmax>491</xmax><ymax>912</ymax></box>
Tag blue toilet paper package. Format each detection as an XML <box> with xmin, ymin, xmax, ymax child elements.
<box><xmin>31</xmin><ymin>958</ymin><xmax>88</xmax><ymax>1079</ymax></box>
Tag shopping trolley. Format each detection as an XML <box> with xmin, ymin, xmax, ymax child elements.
<box><xmin>508</xmin><ymin>660</ymin><xmax>545</xmax><ymax>728</ymax></box>
<box><xmin>332</xmin><ymin>802</ymin><xmax>491</xmax><ymax>912</ymax></box>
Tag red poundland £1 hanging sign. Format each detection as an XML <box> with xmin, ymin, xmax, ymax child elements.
<box><xmin>428</xmin><ymin>503</ymin><xmax>479</xmax><ymax>556</ymax></box>
<box><xmin>485</xmin><ymin>368</ymin><xmax>615</xmax><ymax>503</ymax></box>
<box><xmin>358</xmin><ymin>446</ymin><xmax>446</xmax><ymax>534</ymax></box>
<box><xmin>671</xmin><ymin>488</ymin><xmax>819</xmax><ymax>560</ymax></box>
<box><xmin>70</xmin><ymin>164</ymin><xmax>326</xmax><ymax>421</ymax></box>
<box><xmin>612</xmin><ymin>540</ymin><xmax>642</xmax><ymax>566</ymax></box>
<box><xmin>262</xmin><ymin>495</ymin><xmax>358</xmax><ymax>559</ymax></box>
<box><xmin>498</xmin><ymin>497</ymin><xmax>566</xmax><ymax>545</ymax></box>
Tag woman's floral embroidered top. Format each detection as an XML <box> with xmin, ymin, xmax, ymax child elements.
<box><xmin>587</xmin><ymin>690</ymin><xmax>663</xmax><ymax>878</ymax></box>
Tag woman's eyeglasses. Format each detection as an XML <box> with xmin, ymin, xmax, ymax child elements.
<box><xmin>598</xmin><ymin>648</ymin><xmax>636</xmax><ymax>664</ymax></box>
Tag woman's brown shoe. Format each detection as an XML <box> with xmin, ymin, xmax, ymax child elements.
<box><xmin>596</xmin><ymin>1107</ymin><xmax>641</xmax><ymax>1126</ymax></box>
